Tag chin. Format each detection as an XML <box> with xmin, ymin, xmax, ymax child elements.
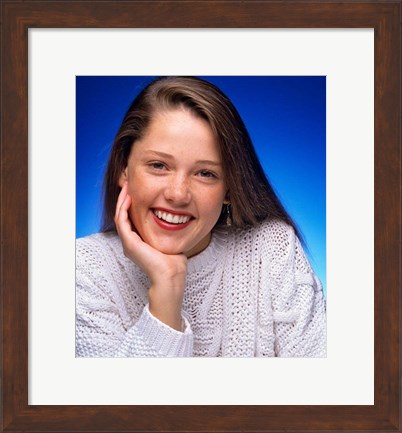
<box><xmin>148</xmin><ymin>241</ymin><xmax>189</xmax><ymax>256</ymax></box>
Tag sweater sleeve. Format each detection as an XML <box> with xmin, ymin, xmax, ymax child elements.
<box><xmin>269</xmin><ymin>226</ymin><xmax>327</xmax><ymax>357</ymax></box>
<box><xmin>75</xmin><ymin>236</ymin><xmax>194</xmax><ymax>357</ymax></box>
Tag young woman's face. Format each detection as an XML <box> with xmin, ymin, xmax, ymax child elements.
<box><xmin>119</xmin><ymin>108</ymin><xmax>227</xmax><ymax>257</ymax></box>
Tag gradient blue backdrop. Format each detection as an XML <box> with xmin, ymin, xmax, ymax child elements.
<box><xmin>76</xmin><ymin>76</ymin><xmax>326</xmax><ymax>292</ymax></box>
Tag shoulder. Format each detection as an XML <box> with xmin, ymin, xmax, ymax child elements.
<box><xmin>253</xmin><ymin>219</ymin><xmax>313</xmax><ymax>276</ymax></box>
<box><xmin>253</xmin><ymin>219</ymin><xmax>295</xmax><ymax>241</ymax></box>
<box><xmin>76</xmin><ymin>231</ymin><xmax>119</xmax><ymax>250</ymax></box>
<box><xmin>76</xmin><ymin>232</ymin><xmax>122</xmax><ymax>268</ymax></box>
<box><xmin>221</xmin><ymin>219</ymin><xmax>297</xmax><ymax>270</ymax></box>
<box><xmin>232</xmin><ymin>219</ymin><xmax>296</xmax><ymax>251</ymax></box>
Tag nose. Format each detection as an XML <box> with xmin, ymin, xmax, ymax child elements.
<box><xmin>164</xmin><ymin>174</ymin><xmax>191</xmax><ymax>205</ymax></box>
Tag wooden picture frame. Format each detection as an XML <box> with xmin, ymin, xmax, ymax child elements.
<box><xmin>1</xmin><ymin>1</ymin><xmax>400</xmax><ymax>431</ymax></box>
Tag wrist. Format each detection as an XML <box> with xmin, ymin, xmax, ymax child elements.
<box><xmin>148</xmin><ymin>303</ymin><xmax>183</xmax><ymax>331</ymax></box>
<box><xmin>150</xmin><ymin>274</ymin><xmax>186</xmax><ymax>291</ymax></box>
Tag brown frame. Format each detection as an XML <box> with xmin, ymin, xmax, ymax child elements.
<box><xmin>1</xmin><ymin>1</ymin><xmax>400</xmax><ymax>432</ymax></box>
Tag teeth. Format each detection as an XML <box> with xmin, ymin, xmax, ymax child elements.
<box><xmin>153</xmin><ymin>210</ymin><xmax>191</xmax><ymax>224</ymax></box>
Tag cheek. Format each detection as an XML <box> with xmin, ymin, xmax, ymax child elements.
<box><xmin>126</xmin><ymin>173</ymin><xmax>155</xmax><ymax>204</ymax></box>
<box><xmin>199</xmin><ymin>190</ymin><xmax>225</xmax><ymax>218</ymax></box>
<box><xmin>126</xmin><ymin>176</ymin><xmax>163</xmax><ymax>230</ymax></box>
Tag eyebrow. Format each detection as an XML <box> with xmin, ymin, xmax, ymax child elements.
<box><xmin>146</xmin><ymin>150</ymin><xmax>222</xmax><ymax>166</ymax></box>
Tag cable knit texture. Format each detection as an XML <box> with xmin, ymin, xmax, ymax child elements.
<box><xmin>76</xmin><ymin>219</ymin><xmax>326</xmax><ymax>357</ymax></box>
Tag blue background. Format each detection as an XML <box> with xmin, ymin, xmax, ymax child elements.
<box><xmin>76</xmin><ymin>76</ymin><xmax>326</xmax><ymax>293</ymax></box>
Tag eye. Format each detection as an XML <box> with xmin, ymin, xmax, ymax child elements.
<box><xmin>198</xmin><ymin>170</ymin><xmax>217</xmax><ymax>179</ymax></box>
<box><xmin>148</xmin><ymin>162</ymin><xmax>166</xmax><ymax>171</ymax></box>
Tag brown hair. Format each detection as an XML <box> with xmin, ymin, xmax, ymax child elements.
<box><xmin>101</xmin><ymin>76</ymin><xmax>300</xmax><ymax>237</ymax></box>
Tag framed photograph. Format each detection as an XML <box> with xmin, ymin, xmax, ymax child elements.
<box><xmin>1</xmin><ymin>1</ymin><xmax>400</xmax><ymax>432</ymax></box>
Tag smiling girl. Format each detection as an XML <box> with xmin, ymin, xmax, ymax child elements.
<box><xmin>76</xmin><ymin>76</ymin><xmax>326</xmax><ymax>357</ymax></box>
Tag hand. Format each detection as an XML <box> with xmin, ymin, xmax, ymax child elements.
<box><xmin>114</xmin><ymin>183</ymin><xmax>188</xmax><ymax>331</ymax></box>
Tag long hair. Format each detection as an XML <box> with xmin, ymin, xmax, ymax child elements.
<box><xmin>101</xmin><ymin>76</ymin><xmax>301</xmax><ymax>239</ymax></box>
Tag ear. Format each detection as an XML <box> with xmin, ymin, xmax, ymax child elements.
<box><xmin>118</xmin><ymin>167</ymin><xmax>128</xmax><ymax>188</ymax></box>
<box><xmin>223</xmin><ymin>191</ymin><xmax>230</xmax><ymax>205</ymax></box>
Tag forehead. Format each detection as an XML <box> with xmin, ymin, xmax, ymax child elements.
<box><xmin>132</xmin><ymin>108</ymin><xmax>221</xmax><ymax>159</ymax></box>
<box><xmin>147</xmin><ymin>108</ymin><xmax>213</xmax><ymax>137</ymax></box>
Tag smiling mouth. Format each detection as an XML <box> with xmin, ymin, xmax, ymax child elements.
<box><xmin>152</xmin><ymin>209</ymin><xmax>193</xmax><ymax>225</ymax></box>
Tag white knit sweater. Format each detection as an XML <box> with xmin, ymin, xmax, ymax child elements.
<box><xmin>76</xmin><ymin>219</ymin><xmax>326</xmax><ymax>357</ymax></box>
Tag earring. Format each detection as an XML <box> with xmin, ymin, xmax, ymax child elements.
<box><xmin>225</xmin><ymin>203</ymin><xmax>232</xmax><ymax>226</ymax></box>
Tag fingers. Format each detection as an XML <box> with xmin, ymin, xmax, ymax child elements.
<box><xmin>114</xmin><ymin>182</ymin><xmax>134</xmax><ymax>238</ymax></box>
<box><xmin>114</xmin><ymin>192</ymin><xmax>145</xmax><ymax>262</ymax></box>
<box><xmin>114</xmin><ymin>185</ymin><xmax>144</xmax><ymax>255</ymax></box>
<box><xmin>114</xmin><ymin>193</ymin><xmax>156</xmax><ymax>268</ymax></box>
<box><xmin>115</xmin><ymin>193</ymin><xmax>133</xmax><ymax>240</ymax></box>
<box><xmin>114</xmin><ymin>182</ymin><xmax>128</xmax><ymax>223</ymax></box>
<box><xmin>113</xmin><ymin>186</ymin><xmax>161</xmax><ymax>267</ymax></box>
